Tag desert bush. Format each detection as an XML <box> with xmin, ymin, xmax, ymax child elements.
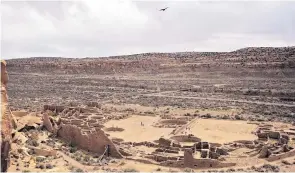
<box><xmin>144</xmin><ymin>111</ymin><xmax>154</xmax><ymax>115</ymax></box>
<box><xmin>46</xmin><ymin>163</ymin><xmax>53</xmax><ymax>169</ymax></box>
<box><xmin>234</xmin><ymin>114</ymin><xmax>243</xmax><ymax>120</ymax></box>
<box><xmin>184</xmin><ymin>168</ymin><xmax>194</xmax><ymax>172</ymax></box>
<box><xmin>69</xmin><ymin>142</ymin><xmax>76</xmax><ymax>148</ymax></box>
<box><xmin>35</xmin><ymin>156</ymin><xmax>46</xmax><ymax>162</ymax></box>
<box><xmin>118</xmin><ymin>161</ymin><xmax>126</xmax><ymax>166</ymax></box>
<box><xmin>124</xmin><ymin>108</ymin><xmax>134</xmax><ymax>112</ymax></box>
<box><xmin>105</xmin><ymin>127</ymin><xmax>124</xmax><ymax>132</ymax></box>
<box><xmin>184</xmin><ymin>113</ymin><xmax>191</xmax><ymax>116</ymax></box>
<box><xmin>75</xmin><ymin>156</ymin><xmax>81</xmax><ymax>161</ymax></box>
<box><xmin>74</xmin><ymin>168</ymin><xmax>84</xmax><ymax>173</ymax></box>
<box><xmin>83</xmin><ymin>155</ymin><xmax>90</xmax><ymax>162</ymax></box>
<box><xmin>123</xmin><ymin>168</ymin><xmax>138</xmax><ymax>172</ymax></box>
<box><xmin>282</xmin><ymin>160</ymin><xmax>291</xmax><ymax>165</ymax></box>
<box><xmin>70</xmin><ymin>147</ymin><xmax>77</xmax><ymax>153</ymax></box>
<box><xmin>27</xmin><ymin>139</ymin><xmax>39</xmax><ymax>147</ymax></box>
<box><xmin>155</xmin><ymin>167</ymin><xmax>162</xmax><ymax>171</ymax></box>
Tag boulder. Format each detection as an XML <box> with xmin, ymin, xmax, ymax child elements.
<box><xmin>42</xmin><ymin>112</ymin><xmax>58</xmax><ymax>134</ymax></box>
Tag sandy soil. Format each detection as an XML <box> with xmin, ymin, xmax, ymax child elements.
<box><xmin>189</xmin><ymin>119</ymin><xmax>258</xmax><ymax>144</ymax></box>
<box><xmin>104</xmin><ymin>115</ymin><xmax>174</xmax><ymax>142</ymax></box>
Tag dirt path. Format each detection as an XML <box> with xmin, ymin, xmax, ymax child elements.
<box><xmin>145</xmin><ymin>93</ymin><xmax>295</xmax><ymax>107</ymax></box>
<box><xmin>171</xmin><ymin>117</ymin><xmax>198</xmax><ymax>136</ymax></box>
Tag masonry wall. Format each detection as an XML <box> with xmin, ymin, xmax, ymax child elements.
<box><xmin>57</xmin><ymin>124</ymin><xmax>123</xmax><ymax>158</ymax></box>
<box><xmin>266</xmin><ymin>149</ymin><xmax>295</xmax><ymax>162</ymax></box>
<box><xmin>184</xmin><ymin>149</ymin><xmax>236</xmax><ymax>169</ymax></box>
<box><xmin>170</xmin><ymin>135</ymin><xmax>201</xmax><ymax>142</ymax></box>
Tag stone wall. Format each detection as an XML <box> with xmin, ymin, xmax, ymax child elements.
<box><xmin>170</xmin><ymin>135</ymin><xmax>201</xmax><ymax>142</ymax></box>
<box><xmin>266</xmin><ymin>149</ymin><xmax>295</xmax><ymax>162</ymax></box>
<box><xmin>184</xmin><ymin>149</ymin><xmax>235</xmax><ymax>168</ymax></box>
<box><xmin>57</xmin><ymin>124</ymin><xmax>122</xmax><ymax>158</ymax></box>
<box><xmin>43</xmin><ymin>105</ymin><xmax>65</xmax><ymax>113</ymax></box>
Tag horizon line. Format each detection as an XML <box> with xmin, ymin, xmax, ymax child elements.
<box><xmin>3</xmin><ymin>46</ymin><xmax>295</xmax><ymax>60</ymax></box>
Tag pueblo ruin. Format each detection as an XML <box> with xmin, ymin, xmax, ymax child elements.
<box><xmin>2</xmin><ymin>47</ymin><xmax>295</xmax><ymax>172</ymax></box>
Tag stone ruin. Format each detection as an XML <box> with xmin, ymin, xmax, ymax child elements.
<box><xmin>245</xmin><ymin>123</ymin><xmax>295</xmax><ymax>161</ymax></box>
<box><xmin>126</xmin><ymin>134</ymin><xmax>235</xmax><ymax>169</ymax></box>
<box><xmin>157</xmin><ymin>147</ymin><xmax>235</xmax><ymax>169</ymax></box>
<box><xmin>42</xmin><ymin>105</ymin><xmax>123</xmax><ymax>158</ymax></box>
<box><xmin>183</xmin><ymin>149</ymin><xmax>235</xmax><ymax>168</ymax></box>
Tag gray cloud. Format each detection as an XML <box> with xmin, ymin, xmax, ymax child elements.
<box><xmin>1</xmin><ymin>0</ymin><xmax>295</xmax><ymax>59</ymax></box>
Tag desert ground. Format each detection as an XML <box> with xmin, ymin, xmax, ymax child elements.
<box><xmin>2</xmin><ymin>47</ymin><xmax>295</xmax><ymax>172</ymax></box>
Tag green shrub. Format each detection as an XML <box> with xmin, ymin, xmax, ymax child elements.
<box><xmin>70</xmin><ymin>147</ymin><xmax>77</xmax><ymax>153</ymax></box>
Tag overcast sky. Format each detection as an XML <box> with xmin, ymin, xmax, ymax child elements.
<box><xmin>1</xmin><ymin>0</ymin><xmax>295</xmax><ymax>59</ymax></box>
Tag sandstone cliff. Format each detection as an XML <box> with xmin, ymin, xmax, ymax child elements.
<box><xmin>6</xmin><ymin>47</ymin><xmax>295</xmax><ymax>75</ymax></box>
<box><xmin>1</xmin><ymin>60</ymin><xmax>17</xmax><ymax>172</ymax></box>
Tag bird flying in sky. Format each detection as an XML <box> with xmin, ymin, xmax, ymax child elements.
<box><xmin>159</xmin><ymin>7</ymin><xmax>169</xmax><ymax>11</ymax></box>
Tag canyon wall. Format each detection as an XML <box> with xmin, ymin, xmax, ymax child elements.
<box><xmin>1</xmin><ymin>60</ymin><xmax>17</xmax><ymax>172</ymax></box>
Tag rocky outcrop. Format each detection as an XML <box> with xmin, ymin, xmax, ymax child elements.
<box><xmin>42</xmin><ymin>112</ymin><xmax>58</xmax><ymax>133</ymax></box>
<box><xmin>1</xmin><ymin>60</ymin><xmax>17</xmax><ymax>172</ymax></box>
<box><xmin>57</xmin><ymin>124</ymin><xmax>123</xmax><ymax>158</ymax></box>
<box><xmin>27</xmin><ymin>146</ymin><xmax>57</xmax><ymax>157</ymax></box>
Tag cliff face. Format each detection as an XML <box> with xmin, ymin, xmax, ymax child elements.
<box><xmin>6</xmin><ymin>47</ymin><xmax>295</xmax><ymax>75</ymax></box>
<box><xmin>1</xmin><ymin>60</ymin><xmax>16</xmax><ymax>172</ymax></box>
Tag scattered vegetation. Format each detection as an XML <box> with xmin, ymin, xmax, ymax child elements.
<box><xmin>123</xmin><ymin>168</ymin><xmax>139</xmax><ymax>172</ymax></box>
